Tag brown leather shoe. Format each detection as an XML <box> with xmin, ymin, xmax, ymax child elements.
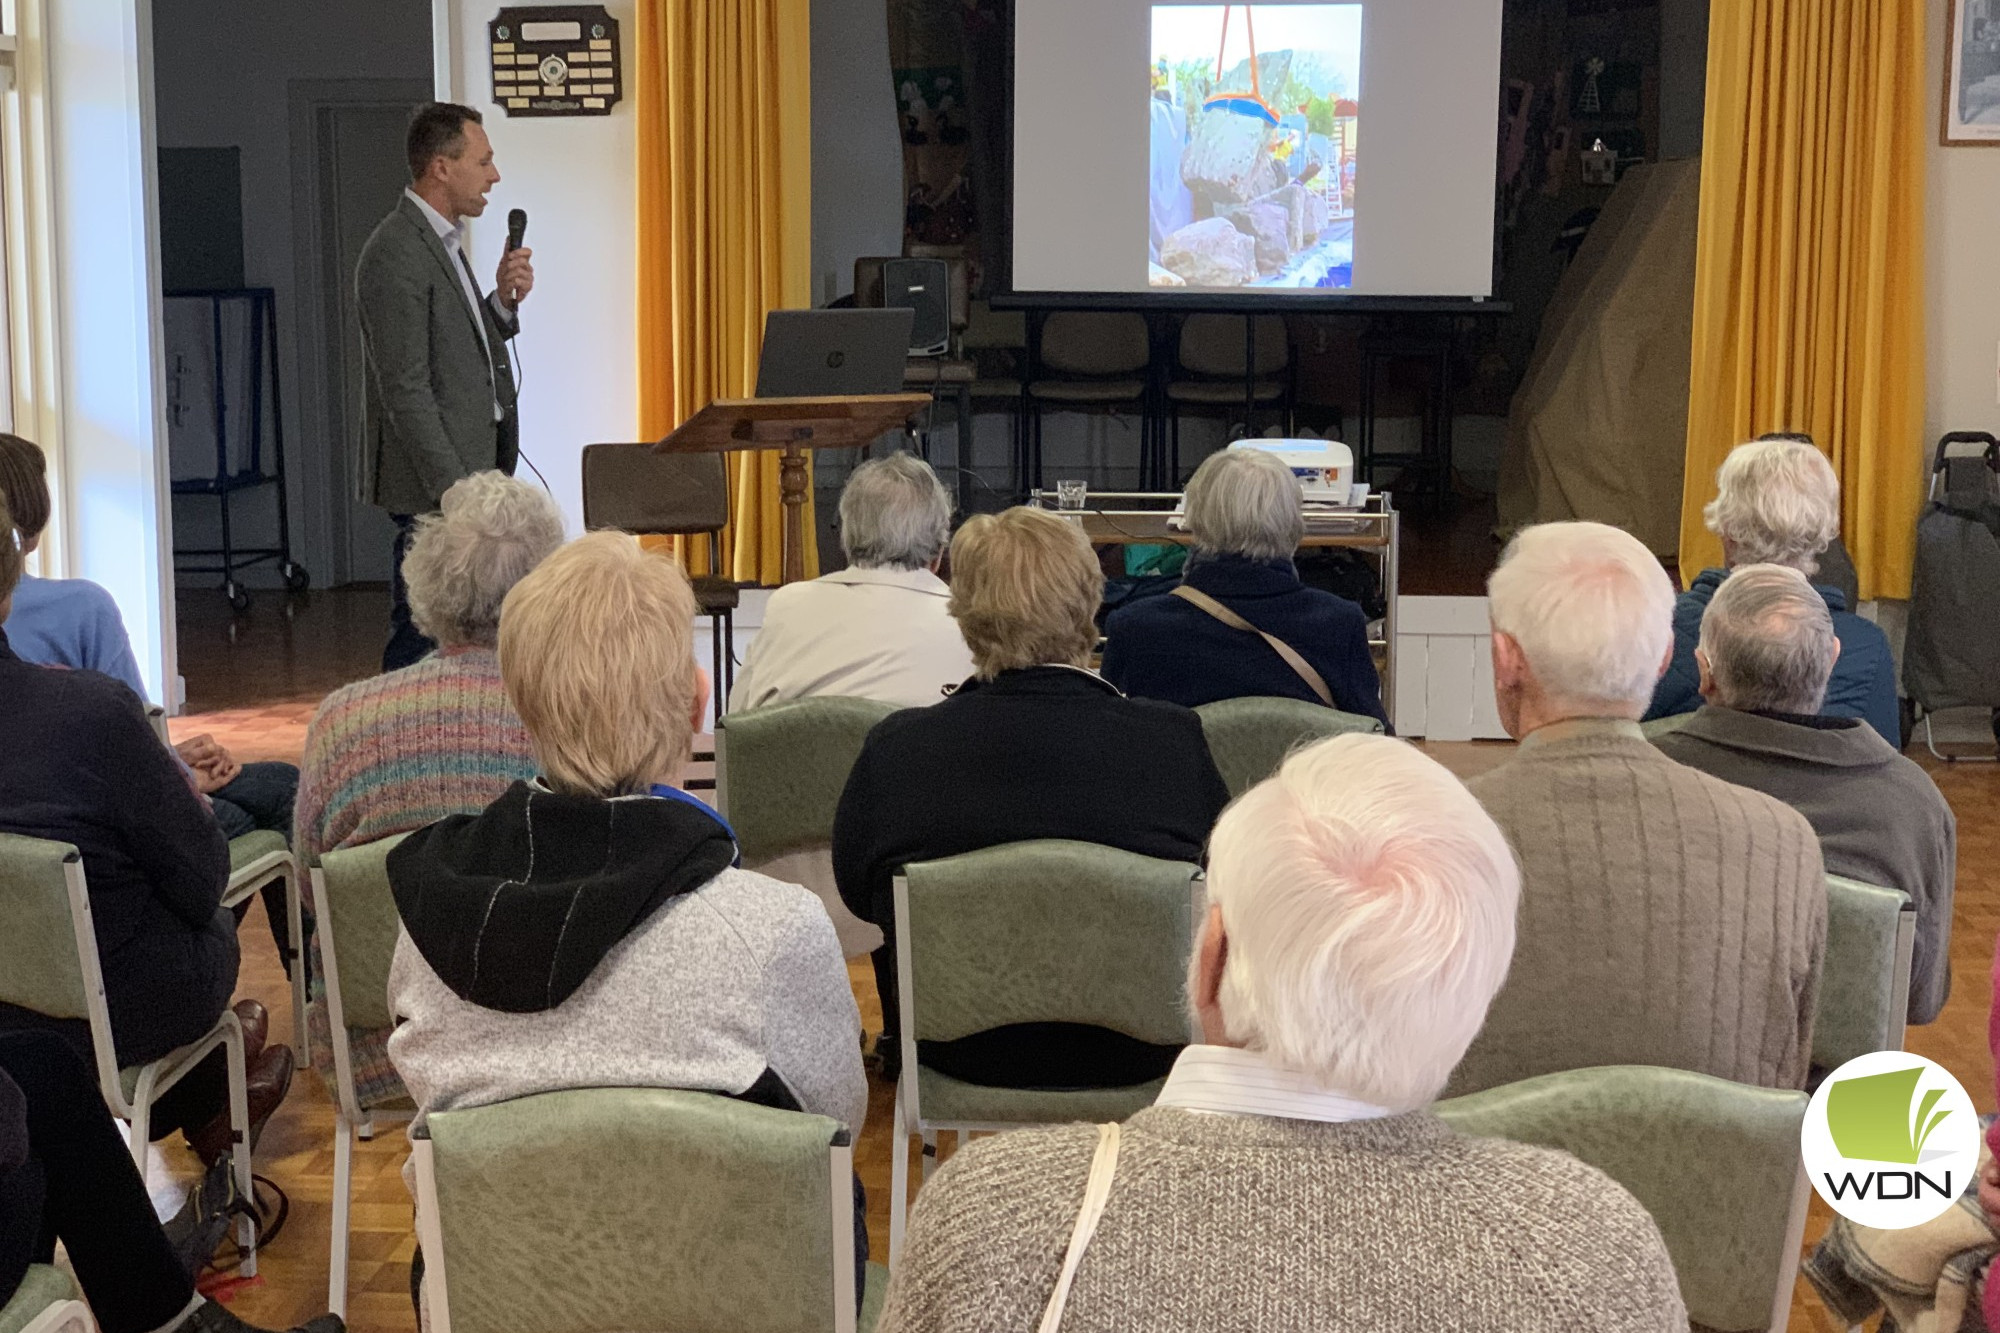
<box><xmin>188</xmin><ymin>1045</ymin><xmax>295</xmax><ymax>1166</ymax></box>
<box><xmin>232</xmin><ymin>999</ymin><xmax>269</xmax><ymax>1062</ymax></box>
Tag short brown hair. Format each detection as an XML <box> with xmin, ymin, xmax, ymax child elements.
<box><xmin>948</xmin><ymin>507</ymin><xmax>1103</xmax><ymax>678</ymax></box>
<box><xmin>498</xmin><ymin>532</ymin><xmax>700</xmax><ymax>797</ymax></box>
<box><xmin>406</xmin><ymin>102</ymin><xmax>483</xmax><ymax>181</ymax></box>
<box><xmin>0</xmin><ymin>494</ymin><xmax>21</xmax><ymax>605</ymax></box>
<box><xmin>0</xmin><ymin>433</ymin><xmax>51</xmax><ymax>543</ymax></box>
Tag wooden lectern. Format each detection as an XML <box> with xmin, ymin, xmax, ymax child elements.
<box><xmin>656</xmin><ymin>394</ymin><xmax>931</xmax><ymax>585</ymax></box>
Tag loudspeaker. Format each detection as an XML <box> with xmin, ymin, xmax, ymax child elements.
<box><xmin>883</xmin><ymin>258</ymin><xmax>950</xmax><ymax>356</ymax></box>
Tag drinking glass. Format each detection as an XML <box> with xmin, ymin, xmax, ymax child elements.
<box><xmin>1056</xmin><ymin>479</ymin><xmax>1088</xmax><ymax>511</ymax></box>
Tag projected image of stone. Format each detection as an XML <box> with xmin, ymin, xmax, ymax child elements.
<box><xmin>1150</xmin><ymin>4</ymin><xmax>1360</xmax><ymax>289</ymax></box>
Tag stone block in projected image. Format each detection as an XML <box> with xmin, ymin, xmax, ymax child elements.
<box><xmin>1160</xmin><ymin>217</ymin><xmax>1256</xmax><ymax>287</ymax></box>
<box><xmin>1303</xmin><ymin>190</ymin><xmax>1329</xmax><ymax>243</ymax></box>
<box><xmin>1181</xmin><ymin>109</ymin><xmax>1267</xmax><ymax>203</ymax></box>
<box><xmin>1222</xmin><ymin>200</ymin><xmax>1290</xmax><ymax>274</ymax></box>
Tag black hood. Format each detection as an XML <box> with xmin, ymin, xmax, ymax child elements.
<box><xmin>388</xmin><ymin>781</ymin><xmax>738</xmax><ymax>1014</ymax></box>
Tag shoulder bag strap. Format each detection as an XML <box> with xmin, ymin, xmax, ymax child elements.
<box><xmin>1169</xmin><ymin>584</ymin><xmax>1335</xmax><ymax>707</ymax></box>
<box><xmin>1036</xmin><ymin>1122</ymin><xmax>1122</xmax><ymax>1333</ymax></box>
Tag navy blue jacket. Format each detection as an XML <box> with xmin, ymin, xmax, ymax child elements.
<box><xmin>1644</xmin><ymin>567</ymin><xmax>1901</xmax><ymax>745</ymax></box>
<box><xmin>0</xmin><ymin>632</ymin><xmax>236</xmax><ymax>1067</ymax></box>
<box><xmin>1100</xmin><ymin>553</ymin><xmax>1390</xmax><ymax>727</ymax></box>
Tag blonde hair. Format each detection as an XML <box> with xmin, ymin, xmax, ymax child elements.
<box><xmin>1488</xmin><ymin>521</ymin><xmax>1675</xmax><ymax>714</ymax></box>
<box><xmin>1702</xmin><ymin>438</ymin><xmax>1841</xmax><ymax>574</ymax></box>
<box><xmin>948</xmin><ymin>507</ymin><xmax>1103</xmax><ymax>678</ymax></box>
<box><xmin>1203</xmin><ymin>733</ymin><xmax>1520</xmax><ymax>1110</ymax></box>
<box><xmin>498</xmin><ymin>532</ymin><xmax>700</xmax><ymax>796</ymax></box>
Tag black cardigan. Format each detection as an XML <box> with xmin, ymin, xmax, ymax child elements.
<box><xmin>0</xmin><ymin>633</ymin><xmax>236</xmax><ymax>1066</ymax></box>
<box><xmin>1100</xmin><ymin>553</ymin><xmax>1389</xmax><ymax>726</ymax></box>
<box><xmin>832</xmin><ymin>667</ymin><xmax>1229</xmax><ymax>1086</ymax></box>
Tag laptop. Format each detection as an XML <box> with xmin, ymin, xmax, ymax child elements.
<box><xmin>754</xmin><ymin>308</ymin><xmax>915</xmax><ymax>398</ymax></box>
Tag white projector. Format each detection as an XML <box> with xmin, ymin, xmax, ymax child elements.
<box><xmin>1229</xmin><ymin>438</ymin><xmax>1356</xmax><ymax>505</ymax></box>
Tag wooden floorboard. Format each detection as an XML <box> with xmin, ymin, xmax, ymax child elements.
<box><xmin>165</xmin><ymin>586</ymin><xmax>1999</xmax><ymax>1332</ymax></box>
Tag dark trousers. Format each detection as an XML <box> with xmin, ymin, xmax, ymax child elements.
<box><xmin>0</xmin><ymin>1012</ymin><xmax>224</xmax><ymax>1142</ymax></box>
<box><xmin>384</xmin><ymin>513</ymin><xmax>437</xmax><ymax>673</ymax></box>
<box><xmin>211</xmin><ymin>760</ymin><xmax>301</xmax><ymax>966</ymax></box>
<box><xmin>0</xmin><ymin>1032</ymin><xmax>194</xmax><ymax>1333</ymax></box>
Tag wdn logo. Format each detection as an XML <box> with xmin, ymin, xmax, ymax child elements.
<box><xmin>1803</xmin><ymin>1052</ymin><xmax>1979</xmax><ymax>1229</ymax></box>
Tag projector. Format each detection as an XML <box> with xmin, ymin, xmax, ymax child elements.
<box><xmin>1229</xmin><ymin>438</ymin><xmax>1356</xmax><ymax>505</ymax></box>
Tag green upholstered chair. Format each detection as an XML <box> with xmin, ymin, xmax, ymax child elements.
<box><xmin>1640</xmin><ymin>713</ymin><xmax>1695</xmax><ymax>741</ymax></box>
<box><xmin>1813</xmin><ymin>876</ymin><xmax>1916</xmax><ymax>1073</ymax></box>
<box><xmin>412</xmin><ymin>1087</ymin><xmax>885</xmax><ymax>1333</ymax></box>
<box><xmin>222</xmin><ymin>829</ymin><xmax>307</xmax><ymax>1056</ymax></box>
<box><xmin>0</xmin><ymin>834</ymin><xmax>259</xmax><ymax>1275</ymax></box>
<box><xmin>1193</xmin><ymin>696</ymin><xmax>1384</xmax><ymax>797</ymax></box>
<box><xmin>0</xmin><ymin>1266</ymin><xmax>89</xmax><ymax>1333</ymax></box>
<box><xmin>313</xmin><ymin>836</ymin><xmax>418</xmax><ymax>1318</ymax></box>
<box><xmin>889</xmin><ymin>840</ymin><xmax>1203</xmax><ymax>1262</ymax></box>
<box><xmin>1437</xmin><ymin>1064</ymin><xmax>1810</xmax><ymax>1333</ymax></box>
<box><xmin>715</xmin><ymin>697</ymin><xmax>900</xmax><ymax>866</ymax></box>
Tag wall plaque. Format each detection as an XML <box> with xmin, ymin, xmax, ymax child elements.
<box><xmin>490</xmin><ymin>6</ymin><xmax>622</xmax><ymax>116</ymax></box>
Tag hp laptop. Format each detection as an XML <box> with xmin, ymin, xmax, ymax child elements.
<box><xmin>754</xmin><ymin>308</ymin><xmax>914</xmax><ymax>398</ymax></box>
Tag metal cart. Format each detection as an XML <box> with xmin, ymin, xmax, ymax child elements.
<box><xmin>166</xmin><ymin>287</ymin><xmax>309</xmax><ymax>610</ymax></box>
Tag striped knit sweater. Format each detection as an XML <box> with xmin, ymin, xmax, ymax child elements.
<box><xmin>878</xmin><ymin>1108</ymin><xmax>1686</xmax><ymax>1332</ymax></box>
<box><xmin>1450</xmin><ymin>717</ymin><xmax>1827</xmax><ymax>1095</ymax></box>
<box><xmin>294</xmin><ymin>645</ymin><xmax>538</xmax><ymax>1103</ymax></box>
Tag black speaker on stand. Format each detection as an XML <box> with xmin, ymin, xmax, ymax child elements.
<box><xmin>883</xmin><ymin>258</ymin><xmax>951</xmax><ymax>356</ymax></box>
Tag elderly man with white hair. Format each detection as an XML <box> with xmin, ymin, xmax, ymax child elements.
<box><xmin>877</xmin><ymin>733</ymin><xmax>1684</xmax><ymax>1333</ymax></box>
<box><xmin>729</xmin><ymin>452</ymin><xmax>974</xmax><ymax>712</ymax></box>
<box><xmin>1655</xmin><ymin>564</ymin><xmax>1955</xmax><ymax>1025</ymax></box>
<box><xmin>1102</xmin><ymin>445</ymin><xmax>1388</xmax><ymax>725</ymax></box>
<box><xmin>1645</xmin><ymin>435</ymin><xmax>1899</xmax><ymax>742</ymax></box>
<box><xmin>1449</xmin><ymin>521</ymin><xmax>1826</xmax><ymax>1096</ymax></box>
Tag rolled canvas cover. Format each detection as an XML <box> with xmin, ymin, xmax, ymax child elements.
<box><xmin>1497</xmin><ymin>159</ymin><xmax>1700</xmax><ymax>557</ymax></box>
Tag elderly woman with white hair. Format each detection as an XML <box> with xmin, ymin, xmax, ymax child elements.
<box><xmin>1102</xmin><ymin>446</ymin><xmax>1387</xmax><ymax>726</ymax></box>
<box><xmin>1645</xmin><ymin>435</ymin><xmax>1899</xmax><ymax>742</ymax></box>
<box><xmin>834</xmin><ymin>506</ymin><xmax>1229</xmax><ymax>1082</ymax></box>
<box><xmin>877</xmin><ymin>733</ymin><xmax>1684</xmax><ymax>1333</ymax></box>
<box><xmin>293</xmin><ymin>470</ymin><xmax>563</xmax><ymax>1103</ymax></box>
<box><xmin>729</xmin><ymin>452</ymin><xmax>974</xmax><ymax>712</ymax></box>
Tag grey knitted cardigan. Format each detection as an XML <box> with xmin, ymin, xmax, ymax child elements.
<box><xmin>1451</xmin><ymin>719</ymin><xmax>1826</xmax><ymax>1095</ymax></box>
<box><xmin>876</xmin><ymin>1107</ymin><xmax>1686</xmax><ymax>1332</ymax></box>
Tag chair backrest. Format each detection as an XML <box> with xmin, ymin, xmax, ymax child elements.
<box><xmin>0</xmin><ymin>1264</ymin><xmax>86</xmax><ymax>1333</ymax></box>
<box><xmin>895</xmin><ymin>841</ymin><xmax>1201</xmax><ymax>1047</ymax></box>
<box><xmin>414</xmin><ymin>1087</ymin><xmax>854</xmax><ymax>1333</ymax></box>
<box><xmin>145</xmin><ymin>706</ymin><xmax>170</xmax><ymax>747</ymax></box>
<box><xmin>580</xmin><ymin>442</ymin><xmax>728</xmax><ymax>537</ymax></box>
<box><xmin>0</xmin><ymin>834</ymin><xmax>126</xmax><ymax>1103</ymax></box>
<box><xmin>854</xmin><ymin>255</ymin><xmax>969</xmax><ymax>333</ymax></box>
<box><xmin>961</xmin><ymin>299</ymin><xmax>1025</xmax><ymax>351</ymax></box>
<box><xmin>316</xmin><ymin>835</ymin><xmax>410</xmax><ymax>1034</ymax></box>
<box><xmin>1640</xmin><ymin>712</ymin><xmax>1695</xmax><ymax>741</ymax></box>
<box><xmin>1813</xmin><ymin>875</ymin><xmax>1914</xmax><ymax>1071</ymax></box>
<box><xmin>1437</xmin><ymin>1064</ymin><xmax>1810</xmax><ymax>1333</ymax></box>
<box><xmin>1039</xmin><ymin>312</ymin><xmax>1150</xmax><ymax>377</ymax></box>
<box><xmin>1194</xmin><ymin>696</ymin><xmax>1384</xmax><ymax>797</ymax></box>
<box><xmin>715</xmin><ymin>697</ymin><xmax>899</xmax><ymax>864</ymax></box>
<box><xmin>1177</xmin><ymin>313</ymin><xmax>1289</xmax><ymax>377</ymax></box>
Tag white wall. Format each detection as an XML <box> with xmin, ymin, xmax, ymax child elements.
<box><xmin>45</xmin><ymin>0</ymin><xmax>176</xmax><ymax>704</ymax></box>
<box><xmin>810</xmin><ymin>0</ymin><xmax>903</xmax><ymax>305</ymax></box>
<box><xmin>432</xmin><ymin>0</ymin><xmax>638</xmax><ymax>535</ymax></box>
<box><xmin>149</xmin><ymin>0</ymin><xmax>433</xmax><ymax>586</ymax></box>
<box><xmin>1926</xmin><ymin>0</ymin><xmax>2000</xmax><ymax>453</ymax></box>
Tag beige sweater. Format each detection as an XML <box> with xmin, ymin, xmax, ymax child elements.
<box><xmin>877</xmin><ymin>1107</ymin><xmax>1686</xmax><ymax>1332</ymax></box>
<box><xmin>1452</xmin><ymin>718</ymin><xmax>1826</xmax><ymax>1095</ymax></box>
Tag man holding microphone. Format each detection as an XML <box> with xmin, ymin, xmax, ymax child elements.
<box><xmin>356</xmin><ymin>102</ymin><xmax>534</xmax><ymax>670</ymax></box>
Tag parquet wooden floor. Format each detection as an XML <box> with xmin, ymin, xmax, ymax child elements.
<box><xmin>166</xmin><ymin>589</ymin><xmax>2000</xmax><ymax>1332</ymax></box>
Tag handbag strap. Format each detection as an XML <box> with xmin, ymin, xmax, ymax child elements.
<box><xmin>1036</xmin><ymin>1122</ymin><xmax>1122</xmax><ymax>1333</ymax></box>
<box><xmin>1170</xmin><ymin>584</ymin><xmax>1335</xmax><ymax>707</ymax></box>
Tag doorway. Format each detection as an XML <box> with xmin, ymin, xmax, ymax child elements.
<box><xmin>288</xmin><ymin>79</ymin><xmax>432</xmax><ymax>585</ymax></box>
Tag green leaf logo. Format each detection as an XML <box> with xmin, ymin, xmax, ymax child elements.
<box><xmin>1825</xmin><ymin>1066</ymin><xmax>1954</xmax><ymax>1165</ymax></box>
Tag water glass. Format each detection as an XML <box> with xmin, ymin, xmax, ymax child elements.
<box><xmin>1056</xmin><ymin>479</ymin><xmax>1088</xmax><ymax>511</ymax></box>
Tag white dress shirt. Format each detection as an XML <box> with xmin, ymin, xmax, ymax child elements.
<box><xmin>404</xmin><ymin>188</ymin><xmax>508</xmax><ymax>421</ymax></box>
<box><xmin>1154</xmin><ymin>1044</ymin><xmax>1395</xmax><ymax>1124</ymax></box>
<box><xmin>728</xmin><ymin>564</ymin><xmax>976</xmax><ymax>713</ymax></box>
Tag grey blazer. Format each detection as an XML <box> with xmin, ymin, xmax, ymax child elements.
<box><xmin>355</xmin><ymin>195</ymin><xmax>520</xmax><ymax>515</ymax></box>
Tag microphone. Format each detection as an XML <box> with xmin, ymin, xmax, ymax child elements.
<box><xmin>505</xmin><ymin>208</ymin><xmax>528</xmax><ymax>254</ymax></box>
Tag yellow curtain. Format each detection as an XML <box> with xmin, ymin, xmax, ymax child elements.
<box><xmin>1681</xmin><ymin>1</ymin><xmax>1925</xmax><ymax>600</ymax></box>
<box><xmin>634</xmin><ymin>0</ymin><xmax>816</xmax><ymax>583</ymax></box>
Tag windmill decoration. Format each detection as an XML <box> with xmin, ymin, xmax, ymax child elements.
<box><xmin>1577</xmin><ymin>57</ymin><xmax>1605</xmax><ymax>116</ymax></box>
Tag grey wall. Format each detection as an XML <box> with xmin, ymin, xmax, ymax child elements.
<box><xmin>151</xmin><ymin>0</ymin><xmax>432</xmax><ymax>587</ymax></box>
<box><xmin>1658</xmin><ymin>0</ymin><xmax>1709</xmax><ymax>159</ymax></box>
<box><xmin>810</xmin><ymin>0</ymin><xmax>905</xmax><ymax>304</ymax></box>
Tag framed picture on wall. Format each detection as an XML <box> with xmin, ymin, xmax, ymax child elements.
<box><xmin>1943</xmin><ymin>0</ymin><xmax>2000</xmax><ymax>144</ymax></box>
